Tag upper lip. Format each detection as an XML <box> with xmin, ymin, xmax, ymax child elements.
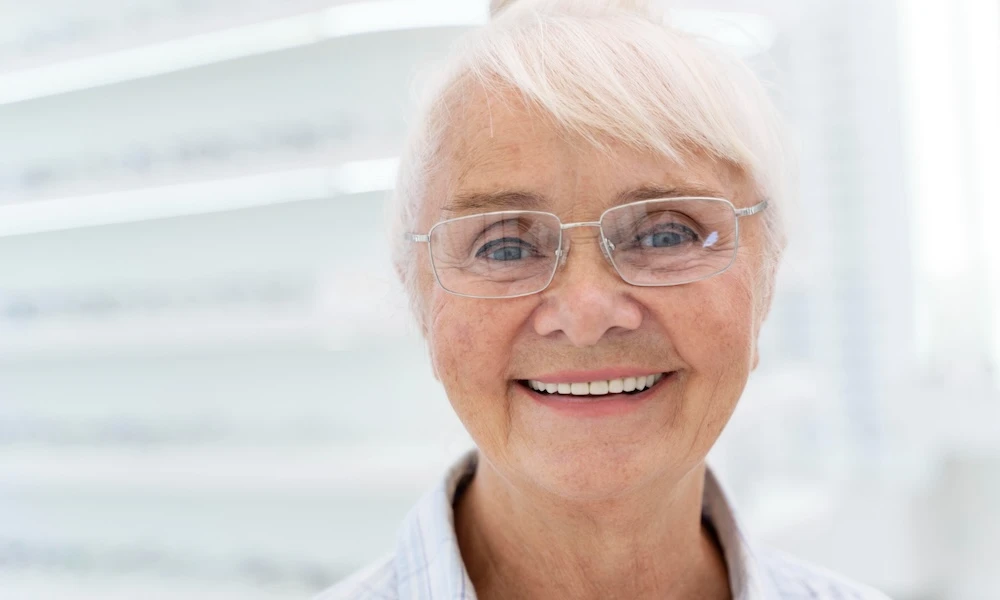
<box><xmin>520</xmin><ymin>368</ymin><xmax>670</xmax><ymax>384</ymax></box>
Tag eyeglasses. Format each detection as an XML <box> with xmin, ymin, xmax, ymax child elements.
<box><xmin>405</xmin><ymin>196</ymin><xmax>768</xmax><ymax>299</ymax></box>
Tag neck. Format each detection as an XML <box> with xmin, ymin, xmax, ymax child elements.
<box><xmin>454</xmin><ymin>459</ymin><xmax>731</xmax><ymax>600</ymax></box>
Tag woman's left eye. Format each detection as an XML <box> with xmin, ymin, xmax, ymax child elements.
<box><xmin>639</xmin><ymin>225</ymin><xmax>698</xmax><ymax>247</ymax></box>
<box><xmin>489</xmin><ymin>246</ymin><xmax>527</xmax><ymax>261</ymax></box>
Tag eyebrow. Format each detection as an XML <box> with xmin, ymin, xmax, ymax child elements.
<box><xmin>615</xmin><ymin>184</ymin><xmax>726</xmax><ymax>204</ymax></box>
<box><xmin>442</xmin><ymin>183</ymin><xmax>726</xmax><ymax>215</ymax></box>
<box><xmin>442</xmin><ymin>190</ymin><xmax>546</xmax><ymax>214</ymax></box>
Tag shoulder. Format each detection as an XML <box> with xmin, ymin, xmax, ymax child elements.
<box><xmin>756</xmin><ymin>546</ymin><xmax>893</xmax><ymax>600</ymax></box>
<box><xmin>313</xmin><ymin>553</ymin><xmax>398</xmax><ymax>600</ymax></box>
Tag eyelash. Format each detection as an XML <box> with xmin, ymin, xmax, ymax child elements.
<box><xmin>475</xmin><ymin>237</ymin><xmax>534</xmax><ymax>258</ymax></box>
<box><xmin>635</xmin><ymin>223</ymin><xmax>698</xmax><ymax>240</ymax></box>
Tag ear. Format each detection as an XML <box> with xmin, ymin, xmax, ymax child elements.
<box><xmin>424</xmin><ymin>325</ymin><xmax>441</xmax><ymax>382</ymax></box>
<box><xmin>430</xmin><ymin>357</ymin><xmax>441</xmax><ymax>381</ymax></box>
<box><xmin>751</xmin><ymin>264</ymin><xmax>778</xmax><ymax>372</ymax></box>
<box><xmin>398</xmin><ymin>260</ymin><xmax>437</xmax><ymax>378</ymax></box>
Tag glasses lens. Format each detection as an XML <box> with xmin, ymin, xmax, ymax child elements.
<box><xmin>429</xmin><ymin>212</ymin><xmax>562</xmax><ymax>298</ymax></box>
<box><xmin>602</xmin><ymin>198</ymin><xmax>738</xmax><ymax>285</ymax></box>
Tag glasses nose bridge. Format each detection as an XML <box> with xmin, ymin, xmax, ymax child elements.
<box><xmin>555</xmin><ymin>220</ymin><xmax>614</xmax><ymax>268</ymax></box>
<box><xmin>560</xmin><ymin>220</ymin><xmax>603</xmax><ymax>231</ymax></box>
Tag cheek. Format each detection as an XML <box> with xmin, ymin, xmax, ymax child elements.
<box><xmin>425</xmin><ymin>296</ymin><xmax>532</xmax><ymax>450</ymax></box>
<box><xmin>657</xmin><ymin>271</ymin><xmax>757</xmax><ymax>408</ymax></box>
<box><xmin>425</xmin><ymin>295</ymin><xmax>521</xmax><ymax>398</ymax></box>
<box><xmin>673</xmin><ymin>272</ymin><xmax>756</xmax><ymax>360</ymax></box>
<box><xmin>642</xmin><ymin>274</ymin><xmax>757</xmax><ymax>465</ymax></box>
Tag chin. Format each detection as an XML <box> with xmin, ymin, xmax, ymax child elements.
<box><xmin>510</xmin><ymin>439</ymin><xmax>689</xmax><ymax>502</ymax></box>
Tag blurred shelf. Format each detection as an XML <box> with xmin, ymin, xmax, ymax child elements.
<box><xmin>0</xmin><ymin>1</ymin><xmax>486</xmax><ymax>105</ymax></box>
<box><xmin>0</xmin><ymin>312</ymin><xmax>325</xmax><ymax>360</ymax></box>
<box><xmin>0</xmin><ymin>0</ymin><xmax>324</xmax><ymax>73</ymax></box>
<box><xmin>0</xmin><ymin>570</ymin><xmax>322</xmax><ymax>600</ymax></box>
<box><xmin>0</xmin><ymin>444</ymin><xmax>461</xmax><ymax>492</ymax></box>
<box><xmin>0</xmin><ymin>310</ymin><xmax>412</xmax><ymax>361</ymax></box>
<box><xmin>0</xmin><ymin>158</ymin><xmax>398</xmax><ymax>237</ymax></box>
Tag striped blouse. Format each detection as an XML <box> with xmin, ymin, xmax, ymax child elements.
<box><xmin>318</xmin><ymin>451</ymin><xmax>890</xmax><ymax>600</ymax></box>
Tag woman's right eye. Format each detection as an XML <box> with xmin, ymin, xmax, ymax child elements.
<box><xmin>475</xmin><ymin>237</ymin><xmax>530</xmax><ymax>261</ymax></box>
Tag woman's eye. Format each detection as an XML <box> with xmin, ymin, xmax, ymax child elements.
<box><xmin>476</xmin><ymin>237</ymin><xmax>532</xmax><ymax>261</ymax></box>
<box><xmin>639</xmin><ymin>225</ymin><xmax>698</xmax><ymax>248</ymax></box>
<box><xmin>490</xmin><ymin>246</ymin><xmax>526</xmax><ymax>261</ymax></box>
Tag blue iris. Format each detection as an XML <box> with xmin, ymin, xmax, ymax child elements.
<box><xmin>639</xmin><ymin>225</ymin><xmax>697</xmax><ymax>248</ymax></box>
<box><xmin>476</xmin><ymin>237</ymin><xmax>532</xmax><ymax>261</ymax></box>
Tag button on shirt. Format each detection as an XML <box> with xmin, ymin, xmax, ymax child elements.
<box><xmin>318</xmin><ymin>452</ymin><xmax>890</xmax><ymax>600</ymax></box>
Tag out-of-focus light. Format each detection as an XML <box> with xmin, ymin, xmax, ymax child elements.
<box><xmin>0</xmin><ymin>1</ymin><xmax>486</xmax><ymax>105</ymax></box>
<box><xmin>322</xmin><ymin>0</ymin><xmax>488</xmax><ymax>38</ymax></box>
<box><xmin>963</xmin><ymin>1</ymin><xmax>1000</xmax><ymax>374</ymax></box>
<box><xmin>0</xmin><ymin>157</ymin><xmax>399</xmax><ymax>237</ymax></box>
<box><xmin>333</xmin><ymin>157</ymin><xmax>400</xmax><ymax>195</ymax></box>
<box><xmin>671</xmin><ymin>10</ymin><xmax>777</xmax><ymax>58</ymax></box>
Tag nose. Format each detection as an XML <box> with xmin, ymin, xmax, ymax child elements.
<box><xmin>532</xmin><ymin>229</ymin><xmax>644</xmax><ymax>347</ymax></box>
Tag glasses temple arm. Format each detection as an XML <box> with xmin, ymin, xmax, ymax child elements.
<box><xmin>734</xmin><ymin>199</ymin><xmax>769</xmax><ymax>218</ymax></box>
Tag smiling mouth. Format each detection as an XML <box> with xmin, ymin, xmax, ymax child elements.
<box><xmin>516</xmin><ymin>373</ymin><xmax>670</xmax><ymax>397</ymax></box>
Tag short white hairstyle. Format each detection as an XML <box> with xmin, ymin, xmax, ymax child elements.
<box><xmin>390</xmin><ymin>0</ymin><xmax>789</xmax><ymax>322</ymax></box>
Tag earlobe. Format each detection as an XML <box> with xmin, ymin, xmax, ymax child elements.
<box><xmin>751</xmin><ymin>267</ymin><xmax>777</xmax><ymax>374</ymax></box>
<box><xmin>429</xmin><ymin>347</ymin><xmax>442</xmax><ymax>382</ymax></box>
<box><xmin>423</xmin><ymin>327</ymin><xmax>441</xmax><ymax>381</ymax></box>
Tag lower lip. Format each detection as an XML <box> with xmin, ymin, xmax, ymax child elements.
<box><xmin>520</xmin><ymin>373</ymin><xmax>673</xmax><ymax>418</ymax></box>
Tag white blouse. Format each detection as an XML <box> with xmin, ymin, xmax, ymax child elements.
<box><xmin>318</xmin><ymin>451</ymin><xmax>890</xmax><ymax>599</ymax></box>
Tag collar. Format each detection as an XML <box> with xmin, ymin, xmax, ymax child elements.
<box><xmin>395</xmin><ymin>450</ymin><xmax>777</xmax><ymax>599</ymax></box>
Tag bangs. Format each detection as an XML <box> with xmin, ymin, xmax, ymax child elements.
<box><xmin>455</xmin><ymin>10</ymin><xmax>778</xmax><ymax>189</ymax></box>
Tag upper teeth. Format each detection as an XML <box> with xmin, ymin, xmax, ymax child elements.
<box><xmin>527</xmin><ymin>374</ymin><xmax>663</xmax><ymax>396</ymax></box>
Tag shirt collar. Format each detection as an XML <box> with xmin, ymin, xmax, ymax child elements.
<box><xmin>702</xmin><ymin>466</ymin><xmax>778</xmax><ymax>599</ymax></box>
<box><xmin>395</xmin><ymin>450</ymin><xmax>776</xmax><ymax>600</ymax></box>
<box><xmin>395</xmin><ymin>451</ymin><xmax>478</xmax><ymax>599</ymax></box>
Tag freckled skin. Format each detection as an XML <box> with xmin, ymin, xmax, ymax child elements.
<box><xmin>412</xmin><ymin>89</ymin><xmax>770</xmax><ymax>599</ymax></box>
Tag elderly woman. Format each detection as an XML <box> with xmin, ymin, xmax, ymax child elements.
<box><xmin>323</xmin><ymin>1</ymin><xmax>889</xmax><ymax>598</ymax></box>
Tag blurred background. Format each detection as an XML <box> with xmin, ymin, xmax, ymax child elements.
<box><xmin>0</xmin><ymin>0</ymin><xmax>997</xmax><ymax>598</ymax></box>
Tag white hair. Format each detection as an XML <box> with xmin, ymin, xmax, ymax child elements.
<box><xmin>390</xmin><ymin>0</ymin><xmax>789</xmax><ymax>323</ymax></box>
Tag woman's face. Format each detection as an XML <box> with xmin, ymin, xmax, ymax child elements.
<box><xmin>416</xmin><ymin>95</ymin><xmax>770</xmax><ymax>500</ymax></box>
